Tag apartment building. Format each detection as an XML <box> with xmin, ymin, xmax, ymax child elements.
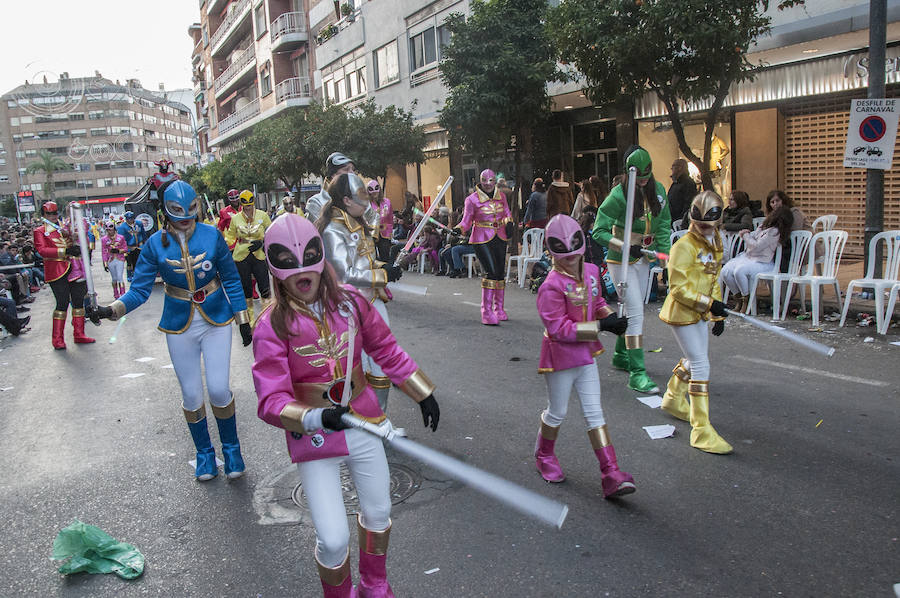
<box><xmin>0</xmin><ymin>75</ymin><xmax>195</xmax><ymax>218</ymax></box>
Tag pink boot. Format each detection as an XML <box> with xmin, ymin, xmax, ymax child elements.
<box><xmin>534</xmin><ymin>420</ymin><xmax>565</xmax><ymax>482</ymax></box>
<box><xmin>589</xmin><ymin>425</ymin><xmax>635</xmax><ymax>498</ymax></box>
<box><xmin>494</xmin><ymin>285</ymin><xmax>508</xmax><ymax>321</ymax></box>
<box><xmin>480</xmin><ymin>282</ymin><xmax>498</xmax><ymax>326</ymax></box>
<box><xmin>357</xmin><ymin>515</ymin><xmax>394</xmax><ymax>598</ymax></box>
<box><xmin>317</xmin><ymin>552</ymin><xmax>356</xmax><ymax>598</ymax></box>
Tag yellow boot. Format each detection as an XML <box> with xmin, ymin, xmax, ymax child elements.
<box><xmin>661</xmin><ymin>359</ymin><xmax>690</xmax><ymax>422</ymax></box>
<box><xmin>245</xmin><ymin>297</ymin><xmax>255</xmax><ymax>324</ymax></box>
<box><xmin>688</xmin><ymin>380</ymin><xmax>733</xmax><ymax>454</ymax></box>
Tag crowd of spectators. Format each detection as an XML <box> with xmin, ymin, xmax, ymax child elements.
<box><xmin>0</xmin><ymin>219</ymin><xmax>44</xmax><ymax>336</ymax></box>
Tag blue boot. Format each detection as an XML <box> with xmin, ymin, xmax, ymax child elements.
<box><xmin>212</xmin><ymin>397</ymin><xmax>245</xmax><ymax>479</ymax></box>
<box><xmin>184</xmin><ymin>405</ymin><xmax>218</xmax><ymax>481</ymax></box>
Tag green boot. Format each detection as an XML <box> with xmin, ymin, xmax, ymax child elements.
<box><xmin>611</xmin><ymin>336</ymin><xmax>629</xmax><ymax>371</ymax></box>
<box><xmin>625</xmin><ymin>336</ymin><xmax>659</xmax><ymax>393</ymax></box>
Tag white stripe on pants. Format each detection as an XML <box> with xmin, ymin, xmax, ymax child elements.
<box><xmin>670</xmin><ymin>320</ymin><xmax>710</xmax><ymax>381</ymax></box>
<box><xmin>541</xmin><ymin>361</ymin><xmax>606</xmax><ymax>429</ymax></box>
<box><xmin>297</xmin><ymin>428</ymin><xmax>392</xmax><ymax>567</ymax></box>
<box><xmin>360</xmin><ymin>298</ymin><xmax>389</xmax><ymax>379</ymax></box>
<box><xmin>608</xmin><ymin>259</ymin><xmax>650</xmax><ymax>335</ymax></box>
<box><xmin>108</xmin><ymin>259</ymin><xmax>125</xmax><ymax>283</ymax></box>
<box><xmin>165</xmin><ymin>311</ymin><xmax>233</xmax><ymax>410</ymax></box>
<box><xmin>720</xmin><ymin>255</ymin><xmax>773</xmax><ymax>297</ymax></box>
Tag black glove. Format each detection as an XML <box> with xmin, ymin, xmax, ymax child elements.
<box><xmin>382</xmin><ymin>264</ymin><xmax>403</xmax><ymax>282</ymax></box>
<box><xmin>109</xmin><ymin>248</ymin><xmax>118</xmax><ymax>255</ymax></box>
<box><xmin>321</xmin><ymin>405</ymin><xmax>351</xmax><ymax>431</ymax></box>
<box><xmin>710</xmin><ymin>300</ymin><xmax>728</xmax><ymax>318</ymax></box>
<box><xmin>504</xmin><ymin>222</ymin><xmax>515</xmax><ymax>237</ymax></box>
<box><xmin>103</xmin><ymin>264</ymin><xmax>109</xmax><ymax>272</ymax></box>
<box><xmin>451</xmin><ymin>226</ymin><xmax>463</xmax><ymax>237</ymax></box>
<box><xmin>628</xmin><ymin>245</ymin><xmax>644</xmax><ymax>259</ymax></box>
<box><xmin>239</xmin><ymin>322</ymin><xmax>252</xmax><ymax>347</ymax></box>
<box><xmin>86</xmin><ymin>304</ymin><xmax>113</xmax><ymax>325</ymax></box>
<box><xmin>712</xmin><ymin>320</ymin><xmax>725</xmax><ymax>336</ymax></box>
<box><xmin>248</xmin><ymin>240</ymin><xmax>263</xmax><ymax>253</ymax></box>
<box><xmin>599</xmin><ymin>313</ymin><xmax>628</xmax><ymax>336</ymax></box>
<box><xmin>419</xmin><ymin>395</ymin><xmax>440</xmax><ymax>432</ymax></box>
<box><xmin>65</xmin><ymin>246</ymin><xmax>81</xmax><ymax>257</ymax></box>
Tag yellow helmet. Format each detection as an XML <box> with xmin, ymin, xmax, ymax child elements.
<box><xmin>239</xmin><ymin>190</ymin><xmax>254</xmax><ymax>206</ymax></box>
<box><xmin>689</xmin><ymin>191</ymin><xmax>724</xmax><ymax>228</ymax></box>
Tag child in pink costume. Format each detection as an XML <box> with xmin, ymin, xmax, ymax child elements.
<box><xmin>535</xmin><ymin>214</ymin><xmax>635</xmax><ymax>498</ymax></box>
<box><xmin>100</xmin><ymin>221</ymin><xmax>128</xmax><ymax>298</ymax></box>
<box><xmin>252</xmin><ymin>214</ymin><xmax>441</xmax><ymax>598</ymax></box>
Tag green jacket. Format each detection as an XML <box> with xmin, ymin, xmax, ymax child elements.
<box><xmin>591</xmin><ymin>181</ymin><xmax>672</xmax><ymax>264</ymax></box>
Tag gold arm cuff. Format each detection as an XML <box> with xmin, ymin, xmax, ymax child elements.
<box><xmin>279</xmin><ymin>402</ymin><xmax>311</xmax><ymax>435</ymax></box>
<box><xmin>71</xmin><ymin>308</ymin><xmax>85</xmax><ymax>317</ymax></box>
<box><xmin>688</xmin><ymin>380</ymin><xmax>709</xmax><ymax>394</ymax></box>
<box><xmin>694</xmin><ymin>294</ymin><xmax>713</xmax><ymax>312</ymax></box>
<box><xmin>596</xmin><ymin>304</ymin><xmax>615</xmax><ymax>319</ymax></box>
<box><xmin>110</xmin><ymin>300</ymin><xmax>126</xmax><ymax>320</ymax></box>
<box><xmin>211</xmin><ymin>395</ymin><xmax>235</xmax><ymax>419</ymax></box>
<box><xmin>624</xmin><ymin>334</ymin><xmax>642</xmax><ymax>350</ymax></box>
<box><xmin>539</xmin><ymin>419</ymin><xmax>560</xmax><ymax>441</ymax></box>
<box><xmin>673</xmin><ymin>359</ymin><xmax>691</xmax><ymax>381</ymax></box>
<box><xmin>399</xmin><ymin>369</ymin><xmax>435</xmax><ymax>403</ymax></box>
<box><xmin>357</xmin><ymin>514</ymin><xmax>391</xmax><ymax>555</ymax></box>
<box><xmin>53</xmin><ymin>310</ymin><xmax>67</xmax><ymax>320</ymax></box>
<box><xmin>365</xmin><ymin>373</ymin><xmax>392</xmax><ymax>390</ymax></box>
<box><xmin>372</xmin><ymin>267</ymin><xmax>388</xmax><ymax>287</ymax></box>
<box><xmin>575</xmin><ymin>321</ymin><xmax>600</xmax><ymax>341</ymax></box>
<box><xmin>316</xmin><ymin>552</ymin><xmax>351</xmax><ymax>587</ymax></box>
<box><xmin>233</xmin><ymin>309</ymin><xmax>250</xmax><ymax>325</ymax></box>
<box><xmin>57</xmin><ymin>247</ymin><xmax>66</xmax><ymax>259</ymax></box>
<box><xmin>183</xmin><ymin>404</ymin><xmax>207</xmax><ymax>424</ymax></box>
<box><xmin>587</xmin><ymin>425</ymin><xmax>612</xmax><ymax>449</ymax></box>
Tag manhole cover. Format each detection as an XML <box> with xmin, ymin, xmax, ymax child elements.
<box><xmin>291</xmin><ymin>462</ymin><xmax>422</xmax><ymax>514</ymax></box>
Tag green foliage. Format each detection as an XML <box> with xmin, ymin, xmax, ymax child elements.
<box><xmin>26</xmin><ymin>150</ymin><xmax>72</xmax><ymax>200</ymax></box>
<box><xmin>178</xmin><ymin>164</ymin><xmax>208</xmax><ymax>197</ymax></box>
<box><xmin>348</xmin><ymin>99</ymin><xmax>427</xmax><ymax>181</ymax></box>
<box><xmin>0</xmin><ymin>197</ymin><xmax>18</xmax><ymax>218</ymax></box>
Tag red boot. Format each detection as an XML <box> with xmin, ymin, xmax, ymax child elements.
<box><xmin>317</xmin><ymin>552</ymin><xmax>356</xmax><ymax>598</ymax></box>
<box><xmin>480</xmin><ymin>281</ymin><xmax>498</xmax><ymax>326</ymax></box>
<box><xmin>52</xmin><ymin>310</ymin><xmax>67</xmax><ymax>350</ymax></box>
<box><xmin>71</xmin><ymin>309</ymin><xmax>96</xmax><ymax>344</ymax></box>
<box><xmin>357</xmin><ymin>515</ymin><xmax>394</xmax><ymax>598</ymax></box>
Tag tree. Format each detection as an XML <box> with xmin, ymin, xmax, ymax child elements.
<box><xmin>178</xmin><ymin>164</ymin><xmax>208</xmax><ymax>197</ymax></box>
<box><xmin>549</xmin><ymin>0</ymin><xmax>804</xmax><ymax>190</ymax></box>
<box><xmin>348</xmin><ymin>99</ymin><xmax>427</xmax><ymax>183</ymax></box>
<box><xmin>0</xmin><ymin>197</ymin><xmax>17</xmax><ymax>219</ymax></box>
<box><xmin>439</xmin><ymin>0</ymin><xmax>565</xmax><ymax>226</ymax></box>
<box><xmin>26</xmin><ymin>150</ymin><xmax>72</xmax><ymax>200</ymax></box>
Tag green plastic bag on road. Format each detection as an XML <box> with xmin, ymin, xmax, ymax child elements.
<box><xmin>51</xmin><ymin>519</ymin><xmax>144</xmax><ymax>580</ymax></box>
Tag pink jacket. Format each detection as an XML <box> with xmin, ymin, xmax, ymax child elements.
<box><xmin>458</xmin><ymin>187</ymin><xmax>512</xmax><ymax>244</ymax></box>
<box><xmin>374</xmin><ymin>197</ymin><xmax>393</xmax><ymax>240</ymax></box>
<box><xmin>537</xmin><ymin>262</ymin><xmax>614</xmax><ymax>373</ymax></box>
<box><xmin>740</xmin><ymin>226</ymin><xmax>780</xmax><ymax>263</ymax></box>
<box><xmin>252</xmin><ymin>286</ymin><xmax>430</xmax><ymax>463</ymax></box>
<box><xmin>101</xmin><ymin>234</ymin><xmax>128</xmax><ymax>263</ymax></box>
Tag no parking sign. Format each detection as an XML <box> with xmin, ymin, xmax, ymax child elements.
<box><xmin>843</xmin><ymin>99</ymin><xmax>898</xmax><ymax>169</ymax></box>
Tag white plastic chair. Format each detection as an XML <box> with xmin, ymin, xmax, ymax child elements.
<box><xmin>644</xmin><ymin>230</ymin><xmax>688</xmax><ymax>303</ymax></box>
<box><xmin>748</xmin><ymin>230</ymin><xmax>812</xmax><ymax>320</ymax></box>
<box><xmin>880</xmin><ymin>282</ymin><xmax>900</xmax><ymax>334</ymax></box>
<box><xmin>506</xmin><ymin>228</ymin><xmax>544</xmax><ymax>288</ymax></box>
<box><xmin>752</xmin><ymin>217</ymin><xmax>765</xmax><ymax>230</ymax></box>
<box><xmin>838</xmin><ymin>230</ymin><xmax>900</xmax><ymax>333</ymax></box>
<box><xmin>720</xmin><ymin>233</ymin><xmax>748</xmax><ymax>304</ymax></box>
<box><xmin>782</xmin><ymin>230</ymin><xmax>848</xmax><ymax>326</ymax></box>
<box><xmin>811</xmin><ymin>214</ymin><xmax>838</xmax><ymax>233</ymax></box>
<box><xmin>672</xmin><ymin>220</ymin><xmax>685</xmax><ymax>232</ymax></box>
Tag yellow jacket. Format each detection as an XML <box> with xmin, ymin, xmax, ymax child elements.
<box><xmin>659</xmin><ymin>229</ymin><xmax>726</xmax><ymax>326</ymax></box>
<box><xmin>225</xmin><ymin>208</ymin><xmax>271</xmax><ymax>262</ymax></box>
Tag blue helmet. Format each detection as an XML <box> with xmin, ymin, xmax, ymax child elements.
<box><xmin>124</xmin><ymin>211</ymin><xmax>134</xmax><ymax>219</ymax></box>
<box><xmin>162</xmin><ymin>180</ymin><xmax>200</xmax><ymax>222</ymax></box>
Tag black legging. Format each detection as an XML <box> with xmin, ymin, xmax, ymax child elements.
<box><xmin>126</xmin><ymin>248</ymin><xmax>141</xmax><ymax>274</ymax></box>
<box><xmin>472</xmin><ymin>236</ymin><xmax>507</xmax><ymax>281</ymax></box>
<box><xmin>236</xmin><ymin>255</ymin><xmax>271</xmax><ymax>298</ymax></box>
<box><xmin>49</xmin><ymin>278</ymin><xmax>87</xmax><ymax>311</ymax></box>
<box><xmin>375</xmin><ymin>238</ymin><xmax>392</xmax><ymax>263</ymax></box>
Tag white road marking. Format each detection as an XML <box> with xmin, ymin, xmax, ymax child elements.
<box><xmin>461</xmin><ymin>301</ymin><xmax>481</xmax><ymax>307</ymax></box>
<box><xmin>734</xmin><ymin>355</ymin><xmax>888</xmax><ymax>387</ymax></box>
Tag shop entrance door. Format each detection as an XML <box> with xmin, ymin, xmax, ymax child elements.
<box><xmin>573</xmin><ymin>149</ymin><xmax>618</xmax><ymax>191</ymax></box>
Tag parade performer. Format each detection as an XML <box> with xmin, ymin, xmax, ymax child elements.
<box><xmin>217</xmin><ymin>189</ymin><xmax>241</xmax><ymax>236</ymax></box>
<box><xmin>224</xmin><ymin>190</ymin><xmax>272</xmax><ymax>321</ymax></box>
<box><xmin>592</xmin><ymin>146</ymin><xmax>671</xmax><ymax>392</ymax></box>
<box><xmin>33</xmin><ymin>201</ymin><xmax>96</xmax><ymax>349</ymax></box>
<box><xmin>658</xmin><ymin>191</ymin><xmax>731</xmax><ymax>455</ymax></box>
<box><xmin>252</xmin><ymin>214</ymin><xmax>439</xmax><ymax>597</ymax></box>
<box><xmin>454</xmin><ymin>169</ymin><xmax>513</xmax><ymax>325</ymax></box>
<box><xmin>534</xmin><ymin>214</ymin><xmax>633</xmax><ymax>497</ymax></box>
<box><xmin>316</xmin><ymin>173</ymin><xmax>402</xmax><ymax>413</ymax></box>
<box><xmin>117</xmin><ymin>211</ymin><xmax>146</xmax><ymax>282</ymax></box>
<box><xmin>149</xmin><ymin>158</ymin><xmax>178</xmax><ymax>192</ymax></box>
<box><xmin>367</xmin><ymin>179</ymin><xmax>393</xmax><ymax>263</ymax></box>
<box><xmin>87</xmin><ymin>180</ymin><xmax>252</xmax><ymax>480</ymax></box>
<box><xmin>101</xmin><ymin>220</ymin><xmax>128</xmax><ymax>299</ymax></box>
<box><xmin>305</xmin><ymin>152</ymin><xmax>358</xmax><ymax>223</ymax></box>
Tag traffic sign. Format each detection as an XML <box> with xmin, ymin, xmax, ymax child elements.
<box><xmin>844</xmin><ymin>99</ymin><xmax>898</xmax><ymax>170</ymax></box>
<box><xmin>859</xmin><ymin>115</ymin><xmax>886</xmax><ymax>142</ymax></box>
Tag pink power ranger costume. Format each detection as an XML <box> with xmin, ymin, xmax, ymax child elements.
<box><xmin>100</xmin><ymin>223</ymin><xmax>129</xmax><ymax>299</ymax></box>
<box><xmin>252</xmin><ymin>214</ymin><xmax>439</xmax><ymax>598</ymax></box>
<box><xmin>367</xmin><ymin>179</ymin><xmax>394</xmax><ymax>263</ymax></box>
<box><xmin>534</xmin><ymin>214</ymin><xmax>635</xmax><ymax>498</ymax></box>
<box><xmin>455</xmin><ymin>169</ymin><xmax>513</xmax><ymax>325</ymax></box>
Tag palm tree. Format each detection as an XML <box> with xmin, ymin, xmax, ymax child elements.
<box><xmin>26</xmin><ymin>150</ymin><xmax>71</xmax><ymax>200</ymax></box>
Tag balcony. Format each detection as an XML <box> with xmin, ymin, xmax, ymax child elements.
<box><xmin>270</xmin><ymin>11</ymin><xmax>308</xmax><ymax>51</ymax></box>
<box><xmin>275</xmin><ymin>77</ymin><xmax>312</xmax><ymax>103</ymax></box>
<box><xmin>193</xmin><ymin>79</ymin><xmax>207</xmax><ymax>101</ymax></box>
<box><xmin>315</xmin><ymin>15</ymin><xmax>364</xmax><ymax>69</ymax></box>
<box><xmin>217</xmin><ymin>98</ymin><xmax>259</xmax><ymax>136</ymax></box>
<box><xmin>214</xmin><ymin>45</ymin><xmax>256</xmax><ymax>98</ymax></box>
<box><xmin>210</xmin><ymin>0</ymin><xmax>251</xmax><ymax>57</ymax></box>
<box><xmin>207</xmin><ymin>0</ymin><xmax>227</xmax><ymax>16</ymax></box>
<box><xmin>191</xmin><ymin>40</ymin><xmax>203</xmax><ymax>66</ymax></box>
<box><xmin>197</xmin><ymin>117</ymin><xmax>210</xmax><ymax>132</ymax></box>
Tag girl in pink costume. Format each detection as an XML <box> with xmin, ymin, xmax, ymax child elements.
<box><xmin>100</xmin><ymin>220</ymin><xmax>128</xmax><ymax>298</ymax></box>
<box><xmin>252</xmin><ymin>214</ymin><xmax>440</xmax><ymax>598</ymax></box>
<box><xmin>534</xmin><ymin>214</ymin><xmax>635</xmax><ymax>498</ymax></box>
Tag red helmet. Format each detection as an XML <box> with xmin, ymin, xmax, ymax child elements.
<box><xmin>41</xmin><ymin>201</ymin><xmax>58</xmax><ymax>215</ymax></box>
<box><xmin>226</xmin><ymin>189</ymin><xmax>240</xmax><ymax>202</ymax></box>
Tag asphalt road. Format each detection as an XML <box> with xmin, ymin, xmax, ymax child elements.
<box><xmin>1</xmin><ymin>267</ymin><xmax>897</xmax><ymax>597</ymax></box>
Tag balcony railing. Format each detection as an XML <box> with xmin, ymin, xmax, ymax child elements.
<box><xmin>271</xmin><ymin>11</ymin><xmax>307</xmax><ymax>44</ymax></box>
<box><xmin>275</xmin><ymin>77</ymin><xmax>311</xmax><ymax>103</ymax></box>
<box><xmin>217</xmin><ymin>98</ymin><xmax>259</xmax><ymax>135</ymax></box>
<box><xmin>210</xmin><ymin>0</ymin><xmax>250</xmax><ymax>51</ymax></box>
<box><xmin>215</xmin><ymin>45</ymin><xmax>256</xmax><ymax>93</ymax></box>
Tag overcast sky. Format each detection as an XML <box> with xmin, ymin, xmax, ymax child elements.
<box><xmin>1</xmin><ymin>1</ymin><xmax>200</xmax><ymax>96</ymax></box>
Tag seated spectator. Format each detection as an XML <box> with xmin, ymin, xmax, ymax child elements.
<box><xmin>722</xmin><ymin>190</ymin><xmax>754</xmax><ymax>232</ymax></box>
<box><xmin>399</xmin><ymin>225</ymin><xmax>441</xmax><ymax>272</ymax></box>
<box><xmin>766</xmin><ymin>189</ymin><xmax>809</xmax><ymax>231</ymax></box>
<box><xmin>0</xmin><ymin>294</ymin><xmax>30</xmax><ymax>335</ymax></box>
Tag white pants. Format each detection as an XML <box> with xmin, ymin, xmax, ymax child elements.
<box><xmin>720</xmin><ymin>256</ymin><xmax>773</xmax><ymax>296</ymax></box>
<box><xmin>165</xmin><ymin>312</ymin><xmax>233</xmax><ymax>411</ymax></box>
<box><xmin>360</xmin><ymin>298</ymin><xmax>389</xmax><ymax>379</ymax></box>
<box><xmin>542</xmin><ymin>361</ymin><xmax>606</xmax><ymax>429</ymax></box>
<box><xmin>608</xmin><ymin>259</ymin><xmax>650</xmax><ymax>335</ymax></box>
<box><xmin>298</xmin><ymin>428</ymin><xmax>392</xmax><ymax>568</ymax></box>
<box><xmin>670</xmin><ymin>320</ymin><xmax>710</xmax><ymax>381</ymax></box>
<box><xmin>108</xmin><ymin>259</ymin><xmax>125</xmax><ymax>284</ymax></box>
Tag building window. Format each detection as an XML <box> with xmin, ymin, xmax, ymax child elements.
<box><xmin>260</xmin><ymin>63</ymin><xmax>272</xmax><ymax>96</ymax></box>
<box><xmin>438</xmin><ymin>24</ymin><xmax>451</xmax><ymax>59</ymax></box>
<box><xmin>202</xmin><ymin>25</ymin><xmax>209</xmax><ymax>47</ymax></box>
<box><xmin>89</xmin><ymin>111</ymin><xmax>105</xmax><ymax>120</ymax></box>
<box><xmin>409</xmin><ymin>27</ymin><xmax>437</xmax><ymax>72</ymax></box>
<box><xmin>70</xmin><ymin>129</ymin><xmax>87</xmax><ymax>138</ymax></box>
<box><xmin>373</xmin><ymin>41</ymin><xmax>399</xmax><ymax>88</ymax></box>
<box><xmin>91</xmin><ymin>128</ymin><xmax>108</xmax><ymax>136</ymax></box>
<box><xmin>254</xmin><ymin>3</ymin><xmax>267</xmax><ymax>38</ymax></box>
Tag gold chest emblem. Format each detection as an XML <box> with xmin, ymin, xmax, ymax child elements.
<box><xmin>165</xmin><ymin>251</ymin><xmax>207</xmax><ymax>275</ymax></box>
<box><xmin>294</xmin><ymin>331</ymin><xmax>351</xmax><ymax>375</ymax></box>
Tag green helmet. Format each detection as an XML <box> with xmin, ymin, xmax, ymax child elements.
<box><xmin>625</xmin><ymin>147</ymin><xmax>653</xmax><ymax>180</ymax></box>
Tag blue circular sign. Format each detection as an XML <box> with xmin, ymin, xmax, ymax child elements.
<box><xmin>860</xmin><ymin>115</ymin><xmax>886</xmax><ymax>143</ymax></box>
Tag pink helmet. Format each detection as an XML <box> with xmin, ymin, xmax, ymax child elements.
<box><xmin>263</xmin><ymin>213</ymin><xmax>325</xmax><ymax>280</ymax></box>
<box><xmin>480</xmin><ymin>169</ymin><xmax>496</xmax><ymax>193</ymax></box>
<box><xmin>545</xmin><ymin>214</ymin><xmax>585</xmax><ymax>260</ymax></box>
